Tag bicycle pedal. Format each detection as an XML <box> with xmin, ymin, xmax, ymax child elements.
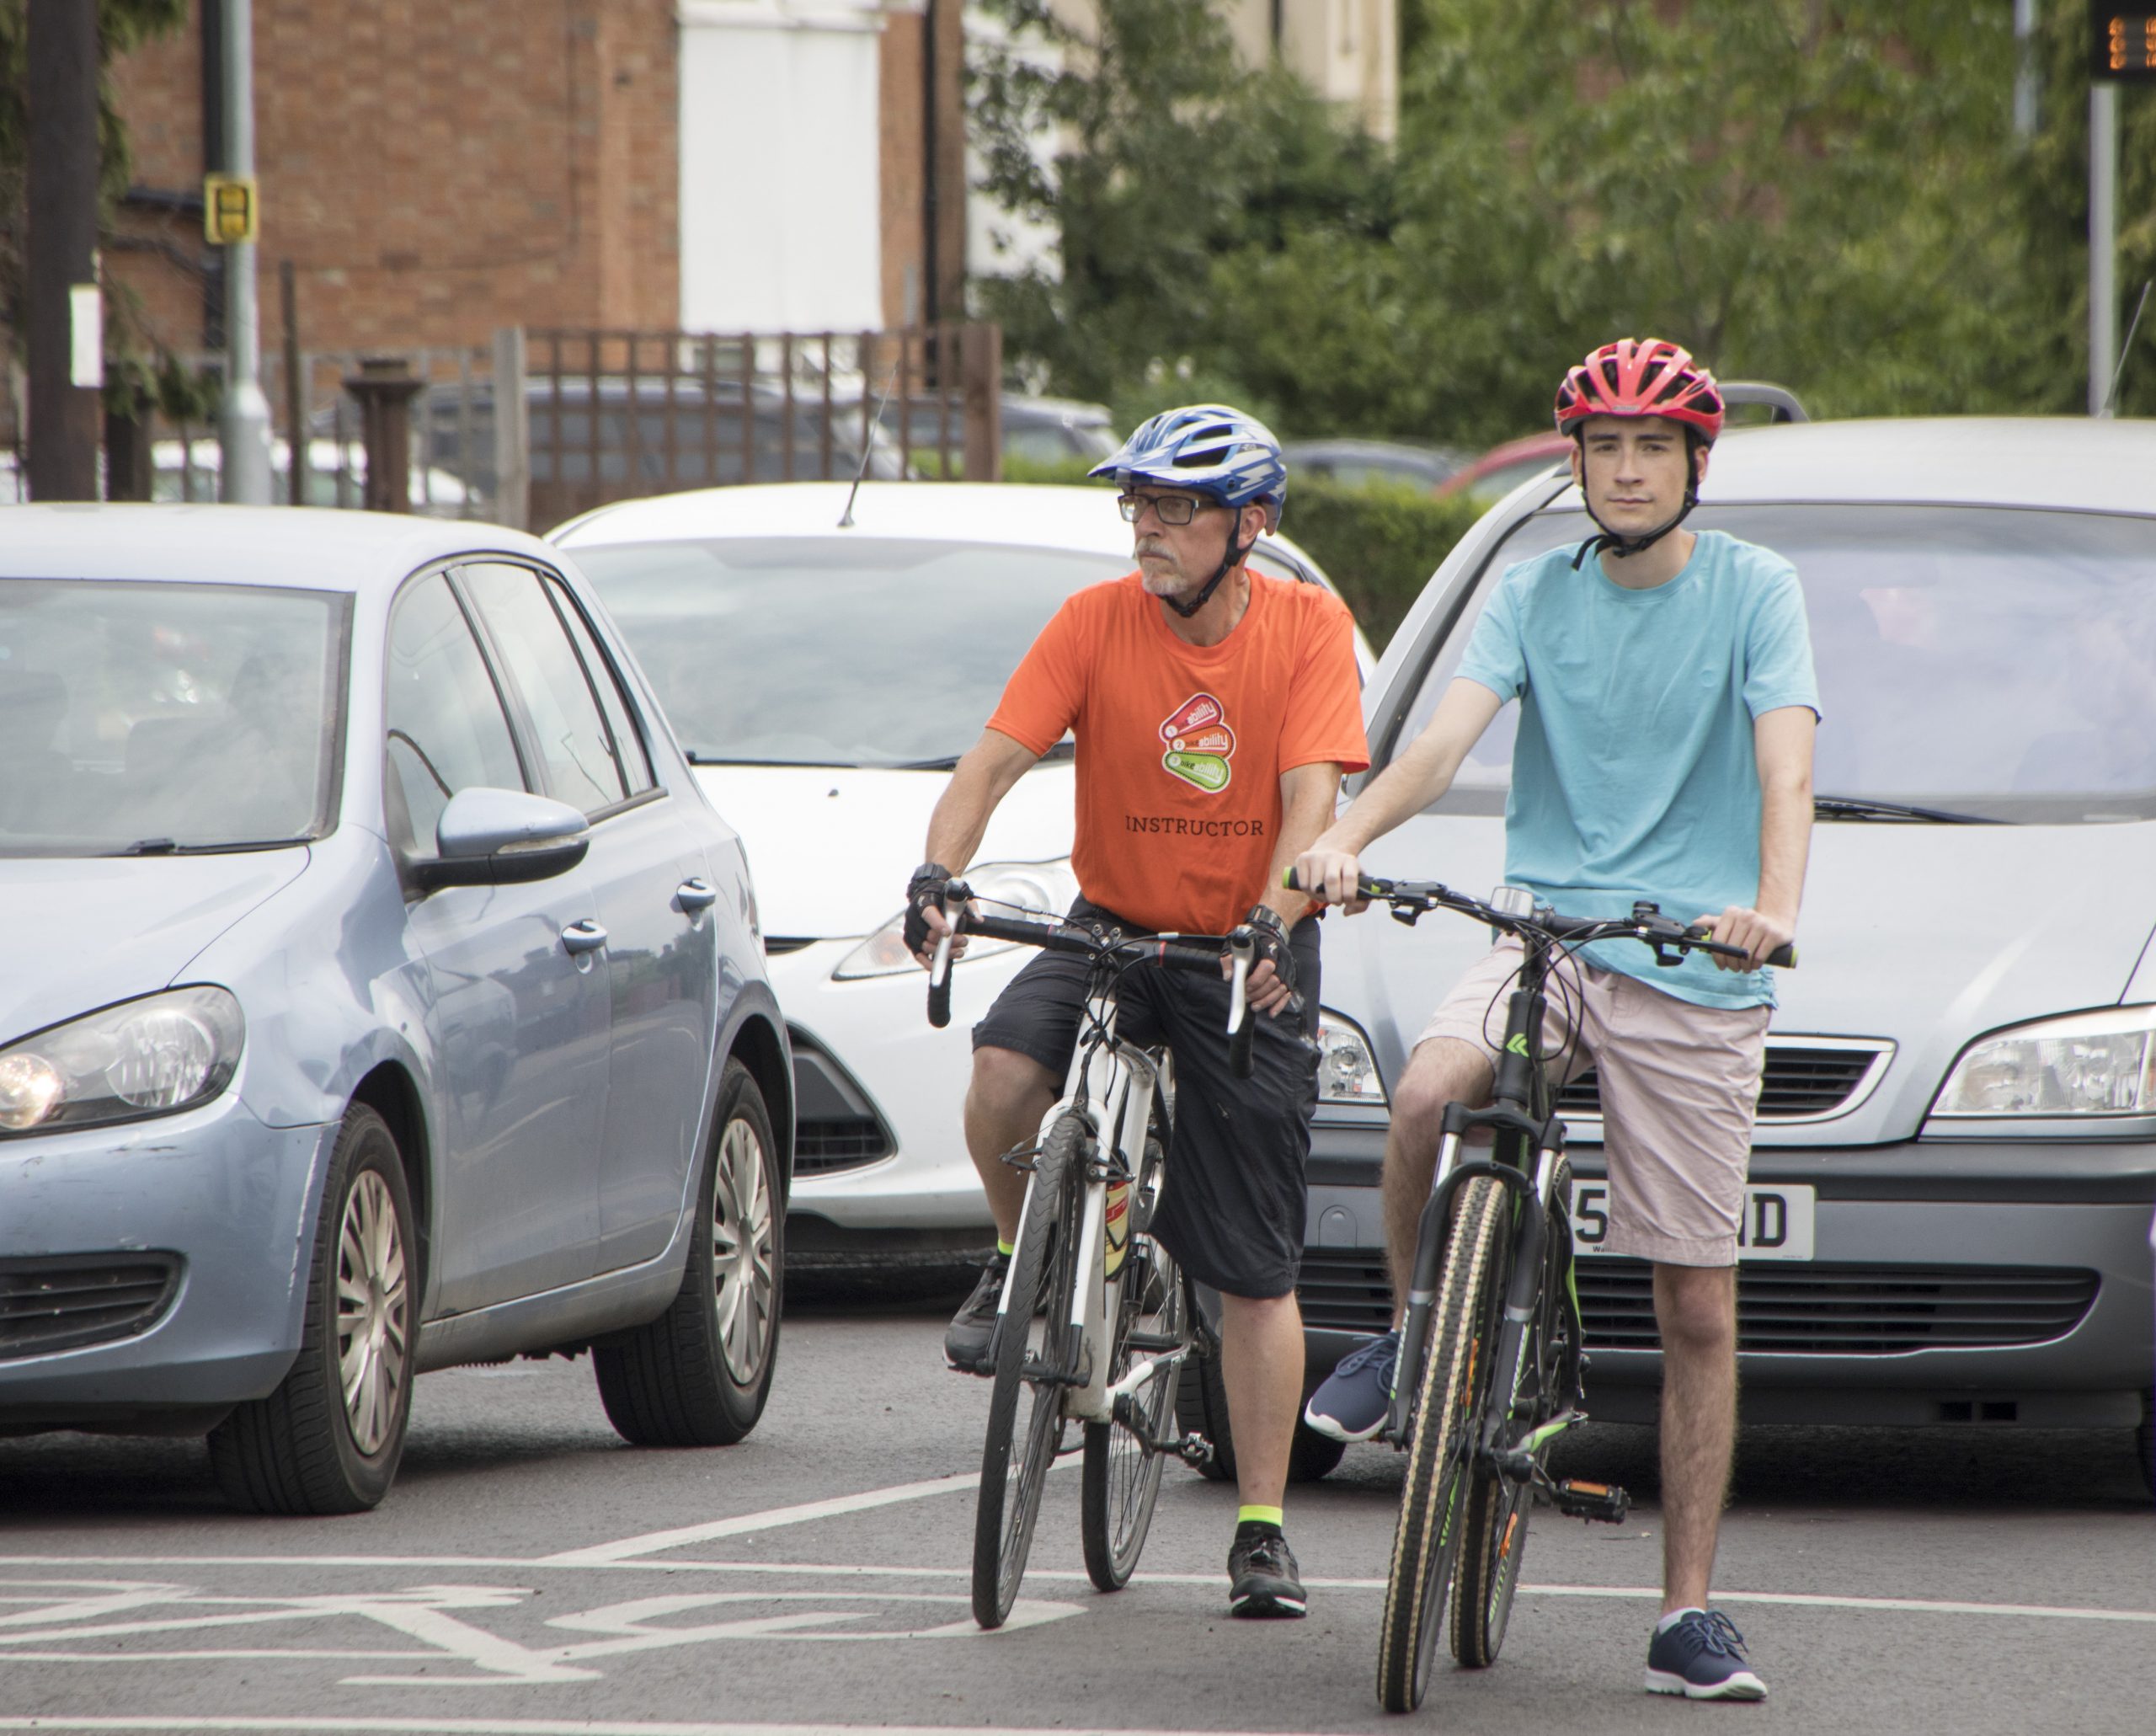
<box><xmin>1553</xmin><ymin>1478</ymin><xmax>1630</xmax><ymax>1524</ymax></box>
<box><xmin>1173</xmin><ymin>1432</ymin><xmax>1215</xmax><ymax>1472</ymax></box>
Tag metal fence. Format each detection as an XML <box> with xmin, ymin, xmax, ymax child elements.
<box><xmin>516</xmin><ymin>323</ymin><xmax>1002</xmax><ymax>529</ymax></box>
<box><xmin>1</xmin><ymin>323</ymin><xmax>1003</xmax><ymax>530</ymax></box>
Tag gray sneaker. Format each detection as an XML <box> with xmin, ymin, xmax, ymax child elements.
<box><xmin>1302</xmin><ymin>1328</ymin><xmax>1400</xmax><ymax>1442</ymax></box>
<box><xmin>943</xmin><ymin>1252</ymin><xmax>1009</xmax><ymax>1374</ymax></box>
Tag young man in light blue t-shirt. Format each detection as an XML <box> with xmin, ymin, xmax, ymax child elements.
<box><xmin>1295</xmin><ymin>339</ymin><xmax>1817</xmax><ymax>1702</ymax></box>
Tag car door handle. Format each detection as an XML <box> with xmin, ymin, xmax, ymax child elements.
<box><xmin>560</xmin><ymin>919</ymin><xmax>609</xmax><ymax>955</ymax></box>
<box><xmin>675</xmin><ymin>878</ymin><xmax>718</xmax><ymax>914</ymax></box>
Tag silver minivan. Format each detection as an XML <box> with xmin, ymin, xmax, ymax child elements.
<box><xmin>1296</xmin><ymin>418</ymin><xmax>2156</xmax><ymax>1492</ymax></box>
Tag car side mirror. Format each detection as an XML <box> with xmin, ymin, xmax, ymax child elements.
<box><xmin>412</xmin><ymin>788</ymin><xmax>590</xmax><ymax>890</ymax></box>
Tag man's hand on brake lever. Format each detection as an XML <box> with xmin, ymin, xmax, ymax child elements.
<box><xmin>905</xmin><ymin>862</ymin><xmax>969</xmax><ymax>970</ymax></box>
<box><xmin>1228</xmin><ymin>904</ymin><xmax>1299</xmax><ymax>1018</ymax></box>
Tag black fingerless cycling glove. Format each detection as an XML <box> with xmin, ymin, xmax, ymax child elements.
<box><xmin>903</xmin><ymin>862</ymin><xmax>955</xmax><ymax>955</ymax></box>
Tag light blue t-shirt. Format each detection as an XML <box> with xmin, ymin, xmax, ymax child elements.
<box><xmin>1455</xmin><ymin>530</ymin><xmax>1819</xmax><ymax>1008</ymax></box>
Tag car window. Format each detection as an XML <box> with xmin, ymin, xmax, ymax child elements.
<box><xmin>0</xmin><ymin>580</ymin><xmax>344</xmax><ymax>856</ymax></box>
<box><xmin>1005</xmin><ymin>424</ymin><xmax>1080</xmax><ymax>466</ymax></box>
<box><xmin>548</xmin><ymin>579</ymin><xmax>656</xmax><ymax>796</ymax></box>
<box><xmin>574</xmin><ymin>537</ymin><xmax>1130</xmax><ymax>767</ymax></box>
<box><xmin>458</xmin><ymin>562</ymin><xmax>632</xmax><ymax>814</ymax></box>
<box><xmin>1391</xmin><ymin>503</ymin><xmax>2156</xmax><ymax>824</ymax></box>
<box><xmin>383</xmin><ymin>572</ymin><xmax>526</xmax><ymax>859</ymax></box>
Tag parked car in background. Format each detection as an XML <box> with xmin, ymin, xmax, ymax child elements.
<box><xmin>150</xmin><ymin>437</ymin><xmax>474</xmax><ymax>513</ymax></box>
<box><xmin>550</xmin><ymin>482</ymin><xmax>1373</xmax><ymax>1275</ymax></box>
<box><xmin>0</xmin><ymin>506</ymin><xmax>791</xmax><ymax>1512</ymax></box>
<box><xmin>1431</xmin><ymin>430</ymin><xmax>1573</xmax><ymax>505</ymax></box>
<box><xmin>1299</xmin><ymin>417</ymin><xmax>2156</xmax><ymax>1491</ymax></box>
<box><xmin>1282</xmin><ymin>438</ymin><xmax>1470</xmax><ymax>494</ymax></box>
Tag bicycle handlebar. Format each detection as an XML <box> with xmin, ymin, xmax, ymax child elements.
<box><xmin>1283</xmin><ymin>868</ymin><xmax>1796</xmax><ymax>970</ymax></box>
<box><xmin>921</xmin><ymin>884</ymin><xmax>1278</xmax><ymax>1076</ymax></box>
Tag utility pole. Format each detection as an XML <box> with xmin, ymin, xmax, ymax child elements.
<box><xmin>216</xmin><ymin>0</ymin><xmax>272</xmax><ymax>501</ymax></box>
<box><xmin>24</xmin><ymin>0</ymin><xmax>103</xmax><ymax>500</ymax></box>
<box><xmin>2085</xmin><ymin>7</ymin><xmax>2156</xmax><ymax>414</ymax></box>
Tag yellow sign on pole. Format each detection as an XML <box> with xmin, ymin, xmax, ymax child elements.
<box><xmin>203</xmin><ymin>175</ymin><xmax>258</xmax><ymax>245</ymax></box>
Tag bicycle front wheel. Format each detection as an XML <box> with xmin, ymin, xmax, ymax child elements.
<box><xmin>1081</xmin><ymin>1134</ymin><xmax>1183</xmax><ymax>1590</ymax></box>
<box><xmin>1376</xmin><ymin>1173</ymin><xmax>1510</xmax><ymax>1713</ymax></box>
<box><xmin>971</xmin><ymin>1113</ymin><xmax>1084</xmax><ymax>1629</ymax></box>
<box><xmin>1453</xmin><ymin>1159</ymin><xmax>1571</xmax><ymax>1668</ymax></box>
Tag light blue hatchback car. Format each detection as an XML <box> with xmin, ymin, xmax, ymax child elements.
<box><xmin>0</xmin><ymin>506</ymin><xmax>792</xmax><ymax>1513</ymax></box>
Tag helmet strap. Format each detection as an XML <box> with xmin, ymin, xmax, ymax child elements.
<box><xmin>1164</xmin><ymin>505</ymin><xmax>1255</xmax><ymax>619</ymax></box>
<box><xmin>1569</xmin><ymin>430</ymin><xmax>1704</xmax><ymax>572</ymax></box>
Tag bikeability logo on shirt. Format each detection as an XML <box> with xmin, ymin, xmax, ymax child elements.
<box><xmin>1159</xmin><ymin>692</ymin><xmax>1235</xmax><ymax>793</ymax></box>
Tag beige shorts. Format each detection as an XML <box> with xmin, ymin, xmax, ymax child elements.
<box><xmin>1416</xmin><ymin>940</ymin><xmax>1769</xmax><ymax>1267</ymax></box>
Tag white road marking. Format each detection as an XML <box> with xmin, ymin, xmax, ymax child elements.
<box><xmin>0</xmin><ymin>1556</ymin><xmax>2149</xmax><ymax>1628</ymax></box>
<box><xmin>538</xmin><ymin>1472</ymin><xmax>987</xmax><ymax>1564</ymax></box>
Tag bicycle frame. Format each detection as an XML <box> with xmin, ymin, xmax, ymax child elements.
<box><xmin>995</xmin><ymin>966</ymin><xmax>1184</xmax><ymax>1428</ymax></box>
<box><xmin>1386</xmin><ymin>930</ymin><xmax>1578</xmax><ymax>1458</ymax></box>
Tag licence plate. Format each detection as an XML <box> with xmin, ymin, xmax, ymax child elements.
<box><xmin>1571</xmin><ymin>1183</ymin><xmax>1815</xmax><ymax>1261</ymax></box>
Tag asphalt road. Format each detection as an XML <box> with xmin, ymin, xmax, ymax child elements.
<box><xmin>1</xmin><ymin>1282</ymin><xmax>2149</xmax><ymax>1736</ymax></box>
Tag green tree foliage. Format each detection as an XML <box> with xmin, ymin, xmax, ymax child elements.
<box><xmin>0</xmin><ymin>1</ymin><xmax>189</xmax><ymax>348</ymax></box>
<box><xmin>972</xmin><ymin>0</ymin><xmax>2155</xmax><ymax>444</ymax></box>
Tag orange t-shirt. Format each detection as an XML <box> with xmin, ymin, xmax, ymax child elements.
<box><xmin>987</xmin><ymin>571</ymin><xmax>1369</xmax><ymax>935</ymax></box>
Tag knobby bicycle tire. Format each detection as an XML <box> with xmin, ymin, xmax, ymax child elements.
<box><xmin>1452</xmin><ymin>1157</ymin><xmax>1572</xmax><ymax>1668</ymax></box>
<box><xmin>1375</xmin><ymin>1173</ymin><xmax>1509</xmax><ymax>1713</ymax></box>
<box><xmin>971</xmin><ymin>1113</ymin><xmax>1084</xmax><ymax>1629</ymax></box>
<box><xmin>1081</xmin><ymin>1130</ymin><xmax>1182</xmax><ymax>1591</ymax></box>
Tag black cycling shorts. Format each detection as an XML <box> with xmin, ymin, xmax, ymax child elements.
<box><xmin>972</xmin><ymin>898</ymin><xmax>1321</xmax><ymax>1301</ymax></box>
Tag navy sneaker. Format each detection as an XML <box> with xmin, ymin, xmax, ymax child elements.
<box><xmin>1644</xmin><ymin>1609</ymin><xmax>1767</xmax><ymax>1701</ymax></box>
<box><xmin>1302</xmin><ymin>1328</ymin><xmax>1399</xmax><ymax>1442</ymax></box>
<box><xmin>943</xmin><ymin>1252</ymin><xmax>1009</xmax><ymax>1374</ymax></box>
<box><xmin>1227</xmin><ymin>1523</ymin><xmax>1307</xmax><ymax>1619</ymax></box>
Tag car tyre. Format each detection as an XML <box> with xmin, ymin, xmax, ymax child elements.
<box><xmin>1174</xmin><ymin>1335</ymin><xmax>1348</xmax><ymax>1484</ymax></box>
<box><xmin>596</xmin><ymin>1060</ymin><xmax>782</xmax><ymax>1446</ymax></box>
<box><xmin>207</xmin><ymin>1104</ymin><xmax>414</xmax><ymax>1514</ymax></box>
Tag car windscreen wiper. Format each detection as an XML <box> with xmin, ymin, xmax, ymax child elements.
<box><xmin>104</xmin><ymin>837</ymin><xmax>309</xmax><ymax>856</ymax></box>
<box><xmin>887</xmin><ymin>740</ymin><xmax>1076</xmax><ymax>773</ymax></box>
<box><xmin>1813</xmin><ymin>795</ymin><xmax>2002</xmax><ymax>825</ymax></box>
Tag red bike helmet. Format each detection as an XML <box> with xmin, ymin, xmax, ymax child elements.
<box><xmin>1554</xmin><ymin>339</ymin><xmax>1725</xmax><ymax>443</ymax></box>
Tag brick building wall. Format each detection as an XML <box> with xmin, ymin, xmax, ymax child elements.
<box><xmin>107</xmin><ymin>0</ymin><xmax>680</xmax><ymax>365</ymax></box>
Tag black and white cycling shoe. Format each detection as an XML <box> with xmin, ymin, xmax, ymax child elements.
<box><xmin>1227</xmin><ymin>1523</ymin><xmax>1308</xmax><ymax>1619</ymax></box>
<box><xmin>943</xmin><ymin>1251</ymin><xmax>1010</xmax><ymax>1374</ymax></box>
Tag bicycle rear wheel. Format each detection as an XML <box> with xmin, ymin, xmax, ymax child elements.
<box><xmin>1452</xmin><ymin>1158</ymin><xmax>1572</xmax><ymax>1668</ymax></box>
<box><xmin>1375</xmin><ymin>1173</ymin><xmax>1509</xmax><ymax>1713</ymax></box>
<box><xmin>971</xmin><ymin>1113</ymin><xmax>1084</xmax><ymax>1629</ymax></box>
<box><xmin>1081</xmin><ymin>1132</ymin><xmax>1183</xmax><ymax>1591</ymax></box>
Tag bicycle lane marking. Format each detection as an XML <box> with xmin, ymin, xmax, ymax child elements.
<box><xmin>3</xmin><ymin>1559</ymin><xmax>2150</xmax><ymax>1629</ymax></box>
<box><xmin>0</xmin><ymin>1578</ymin><xmax>1082</xmax><ymax>1685</ymax></box>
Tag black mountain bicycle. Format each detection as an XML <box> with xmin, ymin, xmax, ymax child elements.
<box><xmin>926</xmin><ymin>888</ymin><xmax>1267</xmax><ymax>1628</ymax></box>
<box><xmin>1287</xmin><ymin>872</ymin><xmax>1792</xmax><ymax>1712</ymax></box>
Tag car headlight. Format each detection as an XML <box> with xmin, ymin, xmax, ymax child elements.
<box><xmin>832</xmin><ymin>860</ymin><xmax>1080</xmax><ymax>980</ymax></box>
<box><xmin>1315</xmin><ymin>1008</ymin><xmax>1387</xmax><ymax>1106</ymax></box>
<box><xmin>1931</xmin><ymin>1004</ymin><xmax>2156</xmax><ymax>1118</ymax></box>
<box><xmin>0</xmin><ymin>987</ymin><xmax>245</xmax><ymax>1136</ymax></box>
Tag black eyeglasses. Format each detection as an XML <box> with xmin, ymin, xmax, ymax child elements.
<box><xmin>1117</xmin><ymin>492</ymin><xmax>1214</xmax><ymax>526</ymax></box>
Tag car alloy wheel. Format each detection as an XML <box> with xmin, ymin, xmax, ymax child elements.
<box><xmin>336</xmin><ymin>1167</ymin><xmax>410</xmax><ymax>1456</ymax></box>
<box><xmin>712</xmin><ymin>1110</ymin><xmax>776</xmax><ymax>1386</ymax></box>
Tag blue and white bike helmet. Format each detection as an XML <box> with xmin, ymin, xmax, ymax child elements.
<box><xmin>1089</xmin><ymin>403</ymin><xmax>1289</xmax><ymax>521</ymax></box>
<box><xmin>1088</xmin><ymin>405</ymin><xmax>1288</xmax><ymax>618</ymax></box>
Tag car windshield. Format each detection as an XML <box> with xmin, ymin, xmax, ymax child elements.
<box><xmin>0</xmin><ymin>580</ymin><xmax>347</xmax><ymax>856</ymax></box>
<box><xmin>574</xmin><ymin>537</ymin><xmax>1131</xmax><ymax>767</ymax></box>
<box><xmin>1398</xmin><ymin>504</ymin><xmax>2156</xmax><ymax>824</ymax></box>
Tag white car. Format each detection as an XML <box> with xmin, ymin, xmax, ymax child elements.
<box><xmin>552</xmin><ymin>481</ymin><xmax>1374</xmax><ymax>1269</ymax></box>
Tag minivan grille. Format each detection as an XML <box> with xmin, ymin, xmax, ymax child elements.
<box><xmin>1557</xmin><ymin>1041</ymin><xmax>1884</xmax><ymax>1122</ymax></box>
<box><xmin>0</xmin><ymin>1254</ymin><xmax>182</xmax><ymax>1360</ymax></box>
<box><xmin>1296</xmin><ymin>1249</ymin><xmax>2098</xmax><ymax>1356</ymax></box>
